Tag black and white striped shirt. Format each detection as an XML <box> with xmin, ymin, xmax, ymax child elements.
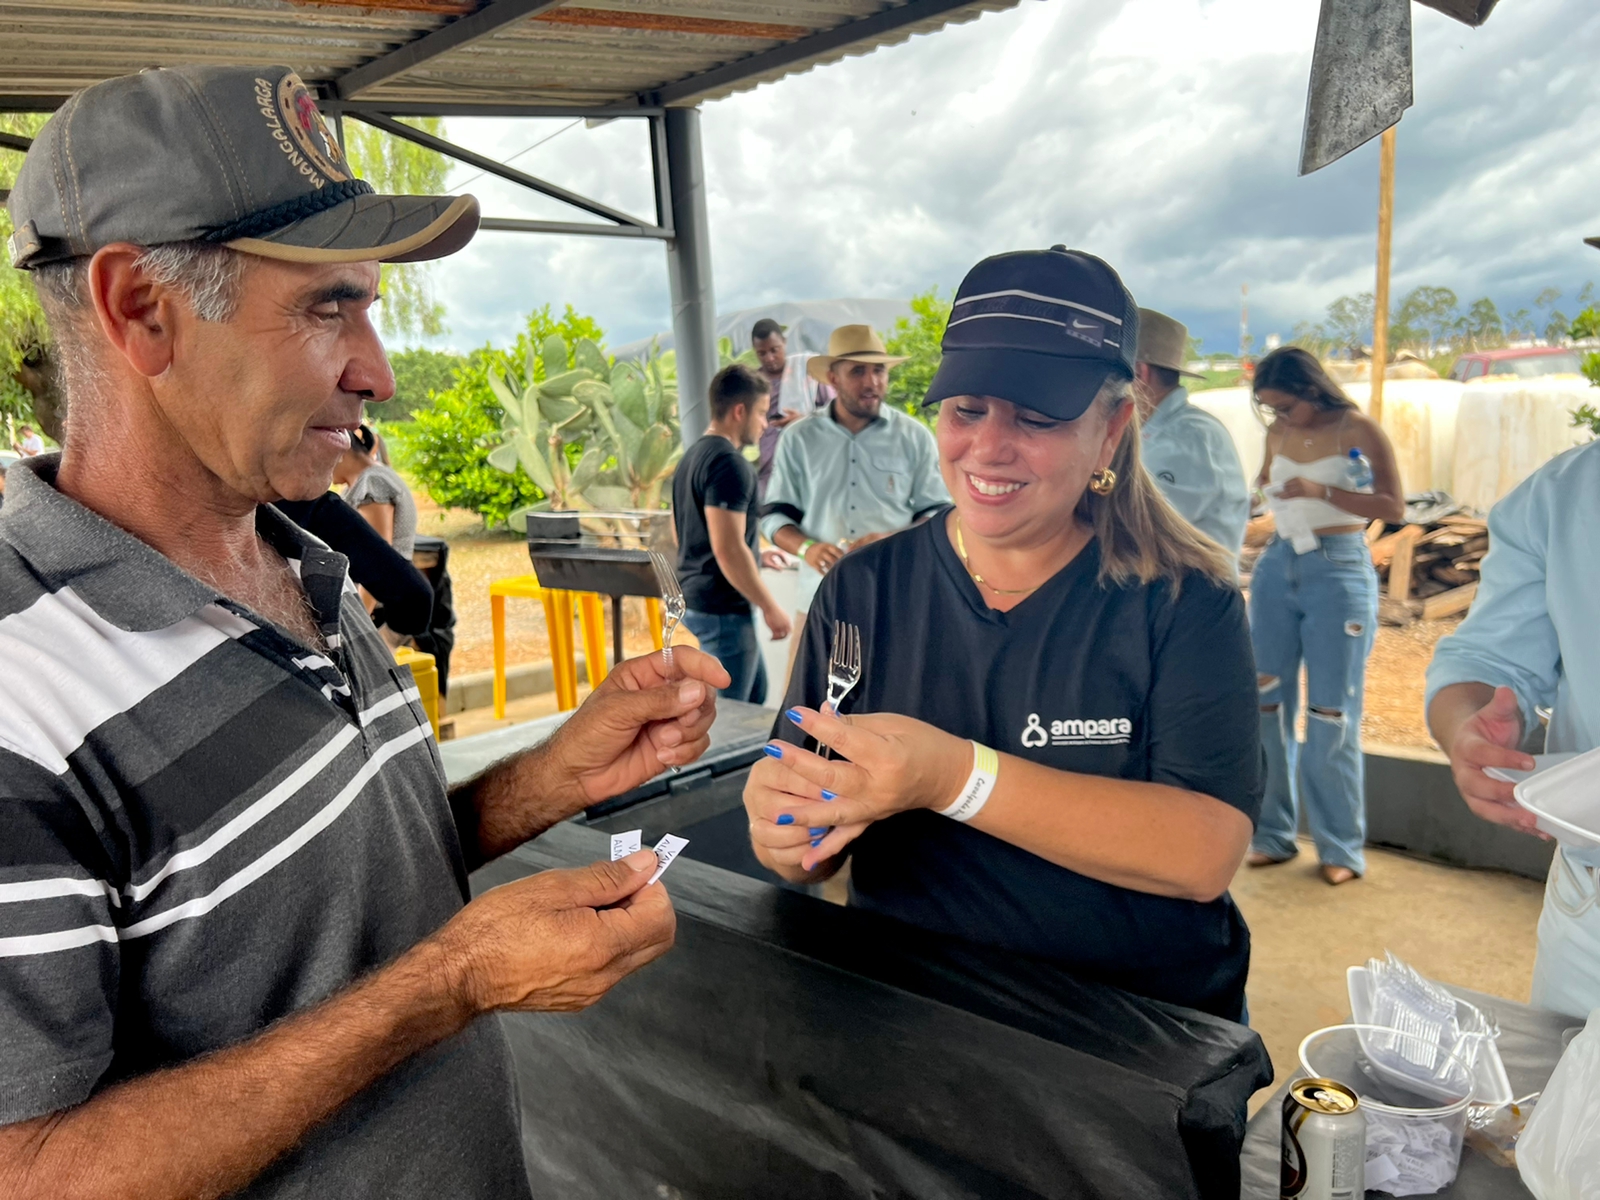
<box><xmin>0</xmin><ymin>458</ymin><xmax>528</xmax><ymax>1198</ymax></box>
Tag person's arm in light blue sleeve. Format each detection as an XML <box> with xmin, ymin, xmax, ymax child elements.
<box><xmin>759</xmin><ymin>432</ymin><xmax>806</xmax><ymax>545</ymax></box>
<box><xmin>1425</xmin><ymin>476</ymin><xmax>1561</xmax><ymax>733</ymax></box>
<box><xmin>1425</xmin><ymin>471</ymin><xmax>1559</xmax><ymax>836</ymax></box>
<box><xmin>905</xmin><ymin>421</ymin><xmax>951</xmax><ymax>520</ymax></box>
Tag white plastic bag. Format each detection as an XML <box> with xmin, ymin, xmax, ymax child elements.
<box><xmin>1518</xmin><ymin>1009</ymin><xmax>1600</xmax><ymax>1198</ymax></box>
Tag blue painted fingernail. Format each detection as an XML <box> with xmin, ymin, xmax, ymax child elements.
<box><xmin>776</xmin><ymin>814</ymin><xmax>794</xmax><ymax>826</ymax></box>
<box><xmin>821</xmin><ymin>789</ymin><xmax>837</xmax><ymax>801</ymax></box>
<box><xmin>810</xmin><ymin>837</ymin><xmax>823</xmax><ymax>847</ymax></box>
<box><xmin>809</xmin><ymin>827</ymin><xmax>827</xmax><ymax>836</ymax></box>
<box><xmin>763</xmin><ymin>744</ymin><xmax>783</xmax><ymax>759</ymax></box>
<box><xmin>785</xmin><ymin>708</ymin><xmax>804</xmax><ymax>724</ymax></box>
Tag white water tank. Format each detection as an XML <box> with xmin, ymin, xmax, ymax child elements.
<box><xmin>1189</xmin><ymin>381</ymin><xmax>1465</xmax><ymax>499</ymax></box>
<box><xmin>1450</xmin><ymin>378</ymin><xmax>1593</xmax><ymax>513</ymax></box>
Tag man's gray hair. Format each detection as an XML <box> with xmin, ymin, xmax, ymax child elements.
<box><xmin>31</xmin><ymin>241</ymin><xmax>249</xmax><ymax>411</ymax></box>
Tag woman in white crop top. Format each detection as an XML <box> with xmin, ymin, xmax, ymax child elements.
<box><xmin>1246</xmin><ymin>348</ymin><xmax>1404</xmax><ymax>885</ymax></box>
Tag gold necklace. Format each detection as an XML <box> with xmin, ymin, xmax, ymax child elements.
<box><xmin>954</xmin><ymin>515</ymin><xmax>1041</xmax><ymax>596</ymax></box>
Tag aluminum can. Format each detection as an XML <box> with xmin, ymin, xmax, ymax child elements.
<box><xmin>1280</xmin><ymin>1077</ymin><xmax>1365</xmax><ymax>1200</ymax></box>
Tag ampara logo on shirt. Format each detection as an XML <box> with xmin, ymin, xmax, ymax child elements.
<box><xmin>1020</xmin><ymin>712</ymin><xmax>1133</xmax><ymax>748</ymax></box>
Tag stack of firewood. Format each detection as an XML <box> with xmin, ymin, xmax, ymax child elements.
<box><xmin>1371</xmin><ymin>516</ymin><xmax>1487</xmax><ymax>626</ymax></box>
<box><xmin>1239</xmin><ymin>512</ymin><xmax>1488</xmax><ymax>626</ymax></box>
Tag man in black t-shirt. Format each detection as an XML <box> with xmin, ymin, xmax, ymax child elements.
<box><xmin>673</xmin><ymin>365</ymin><xmax>793</xmax><ymax>703</ymax></box>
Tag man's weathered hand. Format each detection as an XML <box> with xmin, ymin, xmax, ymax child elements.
<box><xmin>549</xmin><ymin>645</ymin><xmax>729</xmax><ymax>804</ymax></box>
<box><xmin>439</xmin><ymin>852</ymin><xmax>676</xmax><ymax>1015</ymax></box>
<box><xmin>1446</xmin><ymin>687</ymin><xmax>1542</xmax><ymax>836</ymax></box>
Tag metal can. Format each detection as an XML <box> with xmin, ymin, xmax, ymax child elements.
<box><xmin>1281</xmin><ymin>1077</ymin><xmax>1366</xmax><ymax>1200</ymax></box>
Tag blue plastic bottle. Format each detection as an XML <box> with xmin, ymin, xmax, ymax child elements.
<box><xmin>1347</xmin><ymin>447</ymin><xmax>1375</xmax><ymax>493</ymax></box>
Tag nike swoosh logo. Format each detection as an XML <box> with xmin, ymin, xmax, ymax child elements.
<box><xmin>1071</xmin><ymin>318</ymin><xmax>1098</xmax><ymax>329</ymax></box>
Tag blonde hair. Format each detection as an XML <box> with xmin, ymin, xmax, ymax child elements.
<box><xmin>1077</xmin><ymin>377</ymin><xmax>1236</xmax><ymax>591</ymax></box>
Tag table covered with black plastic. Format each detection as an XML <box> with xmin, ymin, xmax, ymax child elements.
<box><xmin>446</xmin><ymin>706</ymin><xmax>1276</xmax><ymax>1198</ymax></box>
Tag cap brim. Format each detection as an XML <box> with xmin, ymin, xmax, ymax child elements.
<box><xmin>227</xmin><ymin>193</ymin><xmax>479</xmax><ymax>264</ymax></box>
<box><xmin>807</xmin><ymin>352</ymin><xmax>910</xmax><ymax>383</ymax></box>
<box><xmin>922</xmin><ymin>347</ymin><xmax>1128</xmax><ymax>421</ymax></box>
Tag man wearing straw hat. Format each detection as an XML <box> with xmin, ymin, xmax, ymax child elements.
<box><xmin>761</xmin><ymin>324</ymin><xmax>948</xmax><ymax>635</ymax></box>
<box><xmin>1134</xmin><ymin>308</ymin><xmax>1249</xmax><ymax>564</ymax></box>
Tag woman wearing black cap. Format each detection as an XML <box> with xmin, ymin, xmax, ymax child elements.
<box><xmin>742</xmin><ymin>249</ymin><xmax>1261</xmax><ymax>1020</ymax></box>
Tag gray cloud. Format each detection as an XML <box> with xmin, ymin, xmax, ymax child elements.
<box><xmin>417</xmin><ymin>0</ymin><xmax>1600</xmax><ymax>359</ymax></box>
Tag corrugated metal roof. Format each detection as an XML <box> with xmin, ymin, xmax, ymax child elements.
<box><xmin>0</xmin><ymin>0</ymin><xmax>1022</xmax><ymax>110</ymax></box>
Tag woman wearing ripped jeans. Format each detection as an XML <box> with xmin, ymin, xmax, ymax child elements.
<box><xmin>1248</xmin><ymin>348</ymin><xmax>1404</xmax><ymax>884</ymax></box>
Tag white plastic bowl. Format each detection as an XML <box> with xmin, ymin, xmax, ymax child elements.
<box><xmin>1300</xmin><ymin>1024</ymin><xmax>1473</xmax><ymax>1196</ymax></box>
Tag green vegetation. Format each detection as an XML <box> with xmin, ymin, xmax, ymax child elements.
<box><xmin>342</xmin><ymin>118</ymin><xmax>452</xmax><ymax>341</ymax></box>
<box><xmin>1570</xmin><ymin>306</ymin><xmax>1600</xmax><ymax>438</ymax></box>
<box><xmin>382</xmin><ymin>347</ymin><xmax>465</xmax><ymax>422</ymax></box>
<box><xmin>389</xmin><ymin>305</ymin><xmax>621</xmax><ymax>526</ymax></box>
<box><xmin>1294</xmin><ymin>282</ymin><xmax>1594</xmax><ymax>362</ymax></box>
<box><xmin>884</xmin><ymin>288</ymin><xmax>952</xmax><ymax>426</ymax></box>
<box><xmin>1</xmin><ymin>114</ymin><xmax>54</xmax><ymax>432</ymax></box>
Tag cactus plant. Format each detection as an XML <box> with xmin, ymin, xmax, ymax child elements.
<box><xmin>488</xmin><ymin>334</ymin><xmax>683</xmax><ymax>529</ymax></box>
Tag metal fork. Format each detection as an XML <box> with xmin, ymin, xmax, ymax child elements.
<box><xmin>820</xmin><ymin>620</ymin><xmax>862</xmax><ymax>759</ymax></box>
<box><xmin>649</xmin><ymin>550</ymin><xmax>686</xmax><ymax>673</ymax></box>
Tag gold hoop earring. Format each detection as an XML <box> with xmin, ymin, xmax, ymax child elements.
<box><xmin>1088</xmin><ymin>468</ymin><xmax>1118</xmax><ymax>496</ymax></box>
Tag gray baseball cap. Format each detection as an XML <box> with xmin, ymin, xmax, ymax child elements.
<box><xmin>7</xmin><ymin>65</ymin><xmax>478</xmax><ymax>270</ymax></box>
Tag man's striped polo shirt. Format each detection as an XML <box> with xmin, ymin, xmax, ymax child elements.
<box><xmin>0</xmin><ymin>458</ymin><xmax>529</xmax><ymax>1198</ymax></box>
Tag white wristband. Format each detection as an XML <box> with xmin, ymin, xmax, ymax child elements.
<box><xmin>938</xmin><ymin>741</ymin><xmax>999</xmax><ymax>822</ymax></box>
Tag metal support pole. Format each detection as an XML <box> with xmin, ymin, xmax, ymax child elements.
<box><xmin>1371</xmin><ymin>125</ymin><xmax>1396</xmax><ymax>425</ymax></box>
<box><xmin>663</xmin><ymin>107</ymin><xmax>716</xmax><ymax>448</ymax></box>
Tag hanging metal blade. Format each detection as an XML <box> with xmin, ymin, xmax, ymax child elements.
<box><xmin>1414</xmin><ymin>0</ymin><xmax>1501</xmax><ymax>26</ymax></box>
<box><xmin>1299</xmin><ymin>0</ymin><xmax>1413</xmax><ymax>176</ymax></box>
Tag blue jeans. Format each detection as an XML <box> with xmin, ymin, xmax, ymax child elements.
<box><xmin>1249</xmin><ymin>533</ymin><xmax>1378</xmax><ymax>873</ymax></box>
<box><xmin>683</xmin><ymin>609</ymin><xmax>767</xmax><ymax>705</ymax></box>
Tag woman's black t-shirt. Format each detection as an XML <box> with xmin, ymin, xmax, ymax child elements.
<box><xmin>775</xmin><ymin>509</ymin><xmax>1262</xmax><ymax>1019</ymax></box>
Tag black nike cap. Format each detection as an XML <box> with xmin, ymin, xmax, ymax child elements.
<box><xmin>923</xmin><ymin>247</ymin><xmax>1140</xmax><ymax>422</ymax></box>
<box><xmin>8</xmin><ymin>65</ymin><xmax>478</xmax><ymax>270</ymax></box>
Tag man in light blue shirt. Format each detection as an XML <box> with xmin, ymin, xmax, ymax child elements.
<box><xmin>1134</xmin><ymin>309</ymin><xmax>1249</xmax><ymax>564</ymax></box>
<box><xmin>1426</xmin><ymin>437</ymin><xmax>1600</xmax><ymax>1017</ymax></box>
<box><xmin>760</xmin><ymin>324</ymin><xmax>949</xmax><ymax>618</ymax></box>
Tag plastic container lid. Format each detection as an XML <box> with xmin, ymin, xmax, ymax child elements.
<box><xmin>1514</xmin><ymin>745</ymin><xmax>1600</xmax><ymax>852</ymax></box>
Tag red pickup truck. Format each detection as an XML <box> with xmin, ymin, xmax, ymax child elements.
<box><xmin>1449</xmin><ymin>347</ymin><xmax>1583</xmax><ymax>381</ymax></box>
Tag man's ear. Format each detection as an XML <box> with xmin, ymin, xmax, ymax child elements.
<box><xmin>86</xmin><ymin>244</ymin><xmax>182</xmax><ymax>380</ymax></box>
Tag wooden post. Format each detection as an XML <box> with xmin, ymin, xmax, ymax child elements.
<box><xmin>1371</xmin><ymin>125</ymin><xmax>1396</xmax><ymax>425</ymax></box>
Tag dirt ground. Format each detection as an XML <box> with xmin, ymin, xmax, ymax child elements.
<box><xmin>1361</xmin><ymin>616</ymin><xmax>1461</xmax><ymax>749</ymax></box>
<box><xmin>414</xmin><ymin>492</ymin><xmax>667</xmax><ymax>678</ymax></box>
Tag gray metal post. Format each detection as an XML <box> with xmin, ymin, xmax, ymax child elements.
<box><xmin>663</xmin><ymin>107</ymin><xmax>715</xmax><ymax>447</ymax></box>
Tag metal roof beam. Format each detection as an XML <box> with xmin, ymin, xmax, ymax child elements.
<box><xmin>331</xmin><ymin>0</ymin><xmax>570</xmax><ymax>100</ymax></box>
<box><xmin>479</xmin><ymin>216</ymin><xmax>669</xmax><ymax>239</ymax></box>
<box><xmin>0</xmin><ymin>131</ymin><xmax>33</xmax><ymax>153</ymax></box>
<box><xmin>649</xmin><ymin>0</ymin><xmax>984</xmax><ymax>107</ymax></box>
<box><xmin>320</xmin><ymin>99</ymin><xmax>657</xmax><ymax>119</ymax></box>
<box><xmin>347</xmin><ymin>109</ymin><xmax>661</xmax><ymax>232</ymax></box>
<box><xmin>0</xmin><ymin>96</ymin><xmax>68</xmax><ymax>113</ymax></box>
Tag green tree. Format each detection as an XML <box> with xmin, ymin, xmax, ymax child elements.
<box><xmin>342</xmin><ymin>117</ymin><xmax>452</xmax><ymax>341</ymax></box>
<box><xmin>1392</xmin><ymin>286</ymin><xmax>1459</xmax><ymax>356</ymax></box>
<box><xmin>1323</xmin><ymin>292</ymin><xmax>1375</xmax><ymax>354</ymax></box>
<box><xmin>388</xmin><ymin>304</ymin><xmax>609</xmax><ymax>525</ymax></box>
<box><xmin>380</xmin><ymin>346</ymin><xmax>464</xmax><ymax>422</ymax></box>
<box><xmin>0</xmin><ymin>113</ymin><xmax>56</xmax><ymax>433</ymax></box>
<box><xmin>1461</xmin><ymin>297</ymin><xmax>1505</xmax><ymax>351</ymax></box>
<box><xmin>884</xmin><ymin>288</ymin><xmax>952</xmax><ymax>426</ymax></box>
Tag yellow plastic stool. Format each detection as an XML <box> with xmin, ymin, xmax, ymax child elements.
<box><xmin>489</xmin><ymin>575</ymin><xmax>608</xmax><ymax>717</ymax></box>
<box><xmin>391</xmin><ymin>646</ymin><xmax>440</xmax><ymax>740</ymax></box>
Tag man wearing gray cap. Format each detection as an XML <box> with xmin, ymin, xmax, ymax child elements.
<box><xmin>1134</xmin><ymin>308</ymin><xmax>1249</xmax><ymax>565</ymax></box>
<box><xmin>0</xmin><ymin>66</ymin><xmax>726</xmax><ymax>1199</ymax></box>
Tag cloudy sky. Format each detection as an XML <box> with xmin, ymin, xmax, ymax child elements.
<box><xmin>412</xmin><ymin>0</ymin><xmax>1600</xmax><ymax>358</ymax></box>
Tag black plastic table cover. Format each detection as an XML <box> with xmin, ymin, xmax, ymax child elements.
<box><xmin>1239</xmin><ymin>984</ymin><xmax>1580</xmax><ymax>1198</ymax></box>
<box><xmin>471</xmin><ymin>822</ymin><xmax>1273</xmax><ymax>1199</ymax></box>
